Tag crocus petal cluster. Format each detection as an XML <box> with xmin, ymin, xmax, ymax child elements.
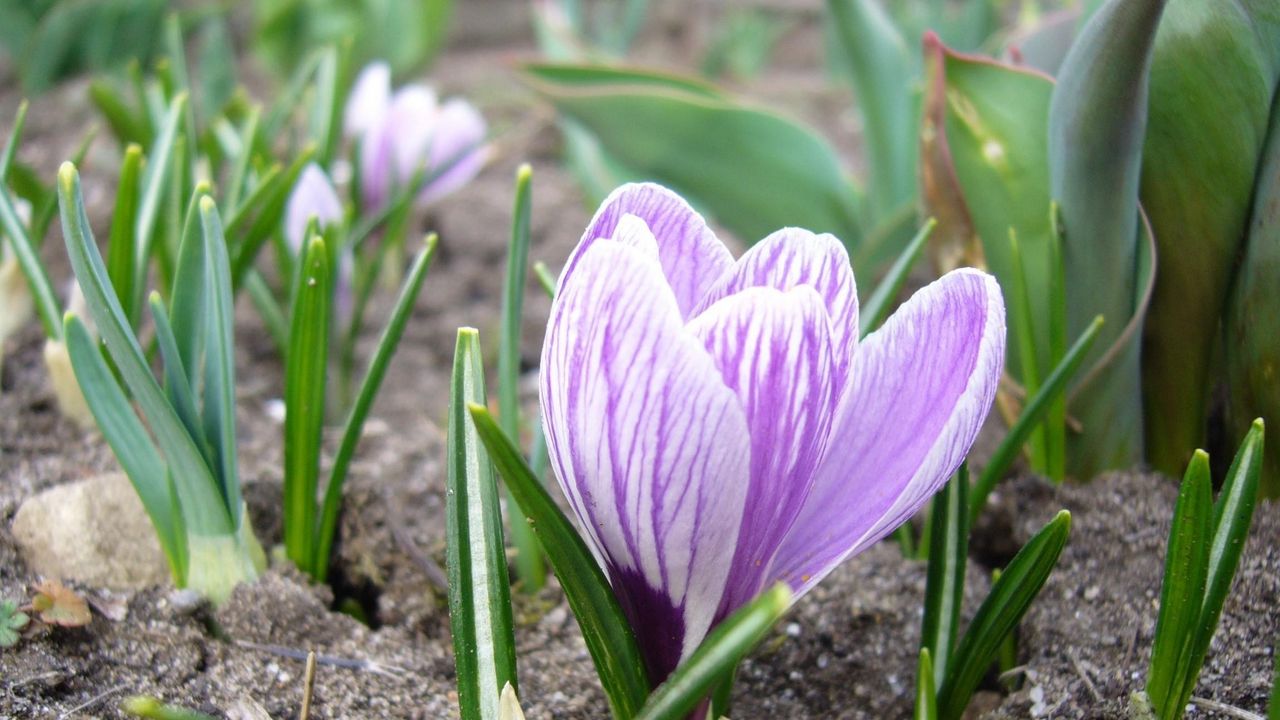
<box><xmin>540</xmin><ymin>183</ymin><xmax>1006</xmax><ymax>682</ymax></box>
<box><xmin>285</xmin><ymin>163</ymin><xmax>344</xmax><ymax>252</ymax></box>
<box><xmin>344</xmin><ymin>61</ymin><xmax>490</xmax><ymax>211</ymax></box>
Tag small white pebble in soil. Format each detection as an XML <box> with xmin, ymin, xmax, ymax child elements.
<box><xmin>265</xmin><ymin>398</ymin><xmax>286</xmax><ymax>423</ymax></box>
<box><xmin>789</xmin><ymin>670</ymin><xmax>803</xmax><ymax>681</ymax></box>
<box><xmin>785</xmin><ymin>622</ymin><xmax>801</xmax><ymax>637</ymax></box>
<box><xmin>1084</xmin><ymin>585</ymin><xmax>1100</xmax><ymax>601</ymax></box>
<box><xmin>817</xmin><ymin>653</ymin><xmax>830</xmax><ymax>669</ymax></box>
<box><xmin>1028</xmin><ymin>685</ymin><xmax>1046</xmax><ymax>717</ymax></box>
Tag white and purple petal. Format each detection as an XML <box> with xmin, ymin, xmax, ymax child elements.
<box><xmin>420</xmin><ymin>98</ymin><xmax>490</xmax><ymax>205</ymax></box>
<box><xmin>694</xmin><ymin>228</ymin><xmax>860</xmax><ymax>377</ymax></box>
<box><xmin>686</xmin><ymin>285</ymin><xmax>838</xmax><ymax>614</ymax></box>
<box><xmin>541</xmin><ymin>239</ymin><xmax>750</xmax><ymax>681</ymax></box>
<box><xmin>769</xmin><ymin>269</ymin><xmax>1005</xmax><ymax>596</ymax></box>
<box><xmin>344</xmin><ymin>62</ymin><xmax>392</xmax><ymax>139</ymax></box>
<box><xmin>284</xmin><ymin>163</ymin><xmax>343</xmax><ymax>252</ymax></box>
<box><xmin>563</xmin><ymin>183</ymin><xmax>733</xmax><ymax>319</ymax></box>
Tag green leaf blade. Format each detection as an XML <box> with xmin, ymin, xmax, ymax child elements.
<box><xmin>469</xmin><ymin>404</ymin><xmax>651</xmax><ymax>719</ymax></box>
<box><xmin>448</xmin><ymin>330</ymin><xmax>519</xmax><ymax>720</ymax></box>
<box><xmin>921</xmin><ymin>467</ymin><xmax>968</xmax><ymax>687</ymax></box>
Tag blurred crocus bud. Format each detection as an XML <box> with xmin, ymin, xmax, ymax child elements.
<box><xmin>344</xmin><ymin>61</ymin><xmax>490</xmax><ymax>211</ymax></box>
<box><xmin>285</xmin><ymin>163</ymin><xmax>343</xmax><ymax>251</ymax></box>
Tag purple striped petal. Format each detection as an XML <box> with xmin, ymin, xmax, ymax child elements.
<box><xmin>358</xmin><ymin>85</ymin><xmax>438</xmax><ymax>210</ymax></box>
<box><xmin>769</xmin><ymin>269</ymin><xmax>1005</xmax><ymax>596</ymax></box>
<box><xmin>541</xmin><ymin>239</ymin><xmax>750</xmax><ymax>681</ymax></box>
<box><xmin>419</xmin><ymin>98</ymin><xmax>489</xmax><ymax>205</ymax></box>
<box><xmin>686</xmin><ymin>285</ymin><xmax>837</xmax><ymax>615</ymax></box>
<box><xmin>344</xmin><ymin>62</ymin><xmax>391</xmax><ymax>139</ymax></box>
<box><xmin>562</xmin><ymin>184</ymin><xmax>733</xmax><ymax>319</ymax></box>
<box><xmin>694</xmin><ymin>228</ymin><xmax>859</xmax><ymax>376</ymax></box>
<box><xmin>284</xmin><ymin>163</ymin><xmax>343</xmax><ymax>252</ymax></box>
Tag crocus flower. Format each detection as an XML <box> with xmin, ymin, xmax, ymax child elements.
<box><xmin>344</xmin><ymin>61</ymin><xmax>490</xmax><ymax>211</ymax></box>
<box><xmin>540</xmin><ymin>183</ymin><xmax>1006</xmax><ymax>683</ymax></box>
<box><xmin>285</xmin><ymin>162</ymin><xmax>344</xmax><ymax>252</ymax></box>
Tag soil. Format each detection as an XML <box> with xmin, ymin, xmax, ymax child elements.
<box><xmin>2</xmin><ymin>6</ymin><xmax>1278</xmax><ymax>720</ymax></box>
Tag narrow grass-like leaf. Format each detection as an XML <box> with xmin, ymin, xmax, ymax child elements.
<box><xmin>223</xmin><ymin>107</ymin><xmax>261</xmax><ymax>216</ymax></box>
<box><xmin>283</xmin><ymin>235</ymin><xmax>331</xmax><ymax>573</ymax></box>
<box><xmin>1170</xmin><ymin>420</ymin><xmax>1265</xmax><ymax>718</ymax></box>
<box><xmin>970</xmin><ymin>316</ymin><xmax>1103</xmax><ymax>524</ymax></box>
<box><xmin>197</xmin><ymin>197</ymin><xmax>243</xmax><ymax>518</ymax></box>
<box><xmin>135</xmin><ymin>93</ymin><xmax>186</xmax><ymax>310</ymax></box>
<box><xmin>498</xmin><ymin>164</ymin><xmax>545</xmax><ymax>593</ymax></box>
<box><xmin>314</xmin><ymin>236</ymin><xmax>438</xmax><ymax>582</ymax></box>
<box><xmin>107</xmin><ymin>146</ymin><xmax>143</xmax><ymax>325</ymax></box>
<box><xmin>532</xmin><ymin>262</ymin><xmax>556</xmax><ymax>300</ymax></box>
<box><xmin>229</xmin><ymin>147</ymin><xmax>315</xmax><ymax>290</ymax></box>
<box><xmin>307</xmin><ymin>46</ymin><xmax>342</xmax><ymax>168</ymax></box>
<box><xmin>1045</xmin><ymin>206</ymin><xmax>1068</xmax><ymax>484</ymax></box>
<box><xmin>1008</xmin><ymin>229</ymin><xmax>1046</xmax><ymax>471</ymax></box>
<box><xmin>635</xmin><ymin>584</ymin><xmax>791</xmax><ymax>720</ymax></box>
<box><xmin>921</xmin><ymin>467</ymin><xmax>968</xmax><ymax>687</ymax></box>
<box><xmin>64</xmin><ymin>313</ymin><xmax>186</xmax><ymax>582</ymax></box>
<box><xmin>915</xmin><ymin>648</ymin><xmax>937</xmax><ymax>720</ymax></box>
<box><xmin>261</xmin><ymin>49</ymin><xmax>322</xmax><ymax>143</ymax></box>
<box><xmin>169</xmin><ymin>184</ymin><xmax>213</xmax><ymax>392</ymax></box>
<box><xmin>937</xmin><ymin>510</ymin><xmax>1071</xmax><ymax>720</ymax></box>
<box><xmin>0</xmin><ymin>182</ymin><xmax>58</xmax><ymax>338</ymax></box>
<box><xmin>449</xmin><ymin>330</ymin><xmax>519</xmax><ymax>720</ymax></box>
<box><xmin>149</xmin><ymin>293</ymin><xmax>204</xmax><ymax>451</ymax></box>
<box><xmin>120</xmin><ymin>696</ymin><xmax>218</xmax><ymax>720</ymax></box>
<box><xmin>0</xmin><ymin>100</ymin><xmax>27</xmax><ymax>177</ymax></box>
<box><xmin>244</xmin><ymin>271</ymin><xmax>289</xmax><ymax>351</ymax></box>
<box><xmin>470</xmin><ymin>405</ymin><xmax>650</xmax><ymax>719</ymax></box>
<box><xmin>58</xmin><ymin>163</ymin><xmax>231</xmax><ymax>537</ymax></box>
<box><xmin>1147</xmin><ymin>449</ymin><xmax>1212</xmax><ymax>720</ymax></box>
<box><xmin>90</xmin><ymin>80</ymin><xmax>150</xmax><ymax>147</ymax></box>
<box><xmin>860</xmin><ymin>218</ymin><xmax>934</xmax><ymax>336</ymax></box>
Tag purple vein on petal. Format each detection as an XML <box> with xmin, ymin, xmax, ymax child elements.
<box><xmin>540</xmin><ymin>240</ymin><xmax>750</xmax><ymax>679</ymax></box>
<box><xmin>769</xmin><ymin>269</ymin><xmax>1005</xmax><ymax>597</ymax></box>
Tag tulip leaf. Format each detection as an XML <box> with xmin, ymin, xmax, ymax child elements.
<box><xmin>634</xmin><ymin>584</ymin><xmax>791</xmax><ymax>720</ymax></box>
<box><xmin>936</xmin><ymin>510</ymin><xmax>1071</xmax><ymax>720</ymax></box>
<box><xmin>1145</xmin><ymin>450</ymin><xmax>1212</xmax><ymax>719</ymax></box>
<box><xmin>1225</xmin><ymin>88</ymin><xmax>1280</xmax><ymax>497</ymax></box>
<box><xmin>921</xmin><ymin>467</ymin><xmax>968</xmax><ymax>688</ymax></box>
<box><xmin>914</xmin><ymin>648</ymin><xmax>937</xmax><ymax>720</ymax></box>
<box><xmin>448</xmin><ymin>330</ymin><xmax>519</xmax><ymax>720</ymax></box>
<box><xmin>1049</xmin><ymin>0</ymin><xmax>1166</xmax><ymax>477</ymax></box>
<box><xmin>283</xmin><ymin>235</ymin><xmax>331</xmax><ymax>573</ymax></box>
<box><xmin>919</xmin><ymin>37</ymin><xmax>1055</xmax><ymax>392</ymax></box>
<box><xmin>499</xmin><ymin>164</ymin><xmax>545</xmax><ymax>593</ymax></box>
<box><xmin>1006</xmin><ymin>9</ymin><xmax>1081</xmax><ymax>76</ymax></box>
<box><xmin>314</xmin><ymin>235</ymin><xmax>437</xmax><ymax>583</ymax></box>
<box><xmin>469</xmin><ymin>404</ymin><xmax>651</xmax><ymax>720</ymax></box>
<box><xmin>826</xmin><ymin>0</ymin><xmax>916</xmax><ymax>223</ymax></box>
<box><xmin>970</xmin><ymin>315</ymin><xmax>1103</xmax><ymax>523</ymax></box>
<box><xmin>1141</xmin><ymin>0</ymin><xmax>1280</xmax><ymax>477</ymax></box>
<box><xmin>525</xmin><ymin>62</ymin><xmax>863</xmax><ymax>254</ymax></box>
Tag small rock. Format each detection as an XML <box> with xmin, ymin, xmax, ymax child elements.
<box><xmin>11</xmin><ymin>472</ymin><xmax>169</xmax><ymax>590</ymax></box>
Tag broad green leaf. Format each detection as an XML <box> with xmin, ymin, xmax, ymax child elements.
<box><xmin>58</xmin><ymin>163</ymin><xmax>232</xmax><ymax>537</ymax></box>
<box><xmin>937</xmin><ymin>510</ymin><xmax>1070</xmax><ymax>720</ymax></box>
<box><xmin>64</xmin><ymin>313</ymin><xmax>186</xmax><ymax>581</ymax></box>
<box><xmin>915</xmin><ymin>648</ymin><xmax>937</xmax><ymax>720</ymax></box>
<box><xmin>526</xmin><ymin>62</ymin><xmax>863</xmax><ymax>254</ymax></box>
<box><xmin>1048</xmin><ymin>0</ymin><xmax>1165</xmax><ymax>477</ymax></box>
<box><xmin>634</xmin><ymin>584</ymin><xmax>791</xmax><ymax>720</ymax></box>
<box><xmin>1225</xmin><ymin>87</ymin><xmax>1280</xmax><ymax>497</ymax></box>
<box><xmin>283</xmin><ymin>235</ymin><xmax>331</xmax><ymax>573</ymax></box>
<box><xmin>826</xmin><ymin>0</ymin><xmax>916</xmax><ymax>223</ymax></box>
<box><xmin>1171</xmin><ymin>421</ymin><xmax>1266</xmax><ymax>716</ymax></box>
<box><xmin>971</xmin><ymin>316</ymin><xmax>1103</xmax><ymax>523</ymax></box>
<box><xmin>498</xmin><ymin>164</ymin><xmax>545</xmax><ymax>593</ymax></box>
<box><xmin>1146</xmin><ymin>451</ymin><xmax>1212</xmax><ymax>720</ymax></box>
<box><xmin>448</xmin><ymin>330</ymin><xmax>519</xmax><ymax>720</ymax></box>
<box><xmin>1140</xmin><ymin>0</ymin><xmax>1280</xmax><ymax>477</ymax></box>
<box><xmin>1005</xmin><ymin>8</ymin><xmax>1080</xmax><ymax>76</ymax></box>
<box><xmin>469</xmin><ymin>405</ymin><xmax>651</xmax><ymax>719</ymax></box>
<box><xmin>921</xmin><ymin>468</ymin><xmax>968</xmax><ymax>688</ymax></box>
<box><xmin>314</xmin><ymin>236</ymin><xmax>438</xmax><ymax>582</ymax></box>
<box><xmin>919</xmin><ymin>38</ymin><xmax>1055</xmax><ymax>391</ymax></box>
